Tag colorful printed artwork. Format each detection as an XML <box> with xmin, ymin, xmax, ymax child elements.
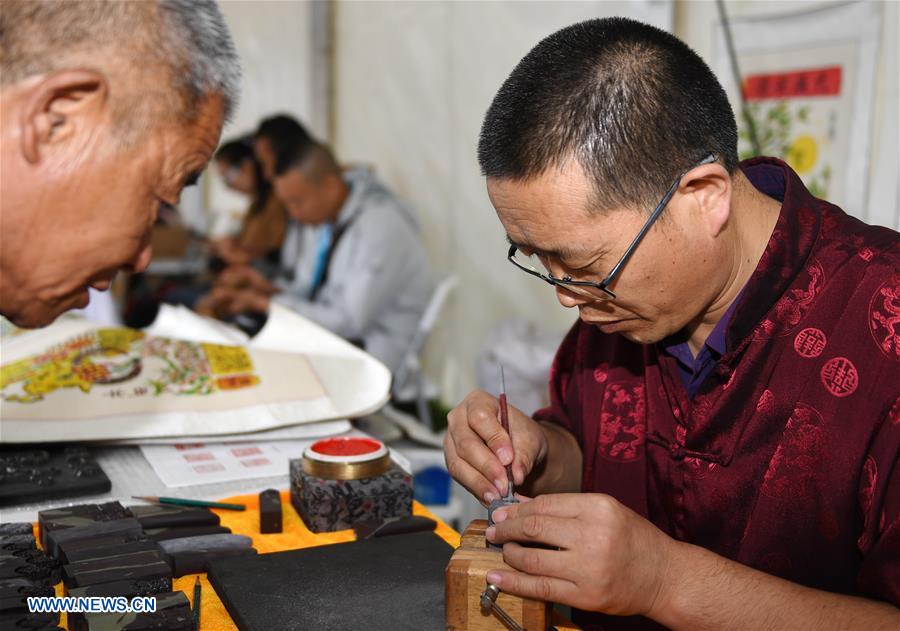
<box><xmin>0</xmin><ymin>304</ymin><xmax>394</xmax><ymax>442</ymax></box>
<box><xmin>0</xmin><ymin>319</ymin><xmax>330</xmax><ymax>426</ymax></box>
<box><xmin>1</xmin><ymin>328</ymin><xmax>260</xmax><ymax>404</ymax></box>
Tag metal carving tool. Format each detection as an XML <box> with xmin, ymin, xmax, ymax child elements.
<box><xmin>498</xmin><ymin>364</ymin><xmax>514</xmax><ymax>501</ymax></box>
<box><xmin>488</xmin><ymin>364</ymin><xmax>520</xmax><ymax>547</ymax></box>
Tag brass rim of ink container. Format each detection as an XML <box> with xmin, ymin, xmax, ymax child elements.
<box><xmin>301</xmin><ymin>453</ymin><xmax>391</xmax><ymax>480</ymax></box>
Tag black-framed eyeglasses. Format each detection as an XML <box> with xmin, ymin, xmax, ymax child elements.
<box><xmin>507</xmin><ymin>153</ymin><xmax>718</xmax><ymax>300</ymax></box>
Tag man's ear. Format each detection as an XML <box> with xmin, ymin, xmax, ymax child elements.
<box><xmin>20</xmin><ymin>69</ymin><xmax>108</xmax><ymax>164</ymax></box>
<box><xmin>680</xmin><ymin>163</ymin><xmax>732</xmax><ymax>238</ymax></box>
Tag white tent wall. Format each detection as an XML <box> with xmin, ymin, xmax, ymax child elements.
<box><xmin>203</xmin><ymin>0</ymin><xmax>330</xmax><ymax>237</ymax></box>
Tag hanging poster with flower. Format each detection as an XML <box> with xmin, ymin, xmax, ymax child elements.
<box><xmin>713</xmin><ymin>1</ymin><xmax>881</xmax><ymax>213</ymax></box>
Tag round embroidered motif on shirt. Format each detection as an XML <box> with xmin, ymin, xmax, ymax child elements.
<box><xmin>820</xmin><ymin>357</ymin><xmax>859</xmax><ymax>397</ymax></box>
<box><xmin>793</xmin><ymin>327</ymin><xmax>827</xmax><ymax>358</ymax></box>
<box><xmin>868</xmin><ymin>278</ymin><xmax>900</xmax><ymax>361</ymax></box>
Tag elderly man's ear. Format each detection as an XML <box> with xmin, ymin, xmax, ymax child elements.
<box><xmin>20</xmin><ymin>69</ymin><xmax>109</xmax><ymax>164</ymax></box>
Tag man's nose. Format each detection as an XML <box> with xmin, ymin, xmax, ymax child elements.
<box><xmin>555</xmin><ymin>283</ymin><xmax>593</xmax><ymax>308</ymax></box>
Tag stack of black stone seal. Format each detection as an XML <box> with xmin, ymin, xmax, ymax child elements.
<box><xmin>0</xmin><ymin>522</ymin><xmax>62</xmax><ymax>630</ymax></box>
<box><xmin>1</xmin><ymin>499</ymin><xmax>256</xmax><ymax>630</ymax></box>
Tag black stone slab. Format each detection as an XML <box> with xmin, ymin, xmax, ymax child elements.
<box><xmin>67</xmin><ymin>558</ymin><xmax>172</xmax><ymax>589</ymax></box>
<box><xmin>0</xmin><ymin>534</ymin><xmax>37</xmax><ymax>552</ymax></box>
<box><xmin>0</xmin><ymin>445</ymin><xmax>111</xmax><ymax>509</ymax></box>
<box><xmin>38</xmin><ymin>502</ymin><xmax>131</xmax><ymax>548</ymax></box>
<box><xmin>66</xmin><ymin>578</ymin><xmax>174</xmax><ymax>630</ymax></box>
<box><xmin>0</xmin><ymin>578</ymin><xmax>54</xmax><ymax>612</ymax></box>
<box><xmin>126</xmin><ymin>504</ymin><xmax>219</xmax><ymax>529</ymax></box>
<box><xmin>70</xmin><ymin>590</ymin><xmax>192</xmax><ymax>631</ymax></box>
<box><xmin>0</xmin><ymin>523</ymin><xmax>35</xmax><ymax>537</ymax></box>
<box><xmin>63</xmin><ymin>550</ymin><xmax>167</xmax><ymax>589</ymax></box>
<box><xmin>0</xmin><ymin>548</ymin><xmax>59</xmax><ymax>583</ymax></box>
<box><xmin>66</xmin><ymin>576</ymin><xmax>173</xmax><ymax>599</ymax></box>
<box><xmin>156</xmin><ymin>534</ymin><xmax>251</xmax><ymax>555</ymax></box>
<box><xmin>0</xmin><ymin>575</ymin><xmax>51</xmax><ymax>591</ymax></box>
<box><xmin>157</xmin><ymin>533</ymin><xmax>254</xmax><ymax>576</ymax></box>
<box><xmin>44</xmin><ymin>518</ymin><xmax>142</xmax><ymax>560</ymax></box>
<box><xmin>208</xmin><ymin>531</ymin><xmax>452</xmax><ymax>631</ymax></box>
<box><xmin>56</xmin><ymin>533</ymin><xmax>149</xmax><ymax>566</ymax></box>
<box><xmin>143</xmin><ymin>525</ymin><xmax>230</xmax><ymax>542</ymax></box>
<box><xmin>64</xmin><ymin>540</ymin><xmax>159</xmax><ymax>565</ymax></box>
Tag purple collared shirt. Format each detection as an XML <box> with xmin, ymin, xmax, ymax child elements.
<box><xmin>662</xmin><ymin>163</ymin><xmax>786</xmax><ymax>397</ymax></box>
<box><xmin>662</xmin><ymin>296</ymin><xmax>741</xmax><ymax>398</ymax></box>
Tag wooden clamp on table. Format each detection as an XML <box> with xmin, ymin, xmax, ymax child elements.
<box><xmin>445</xmin><ymin>519</ymin><xmax>551</xmax><ymax>630</ymax></box>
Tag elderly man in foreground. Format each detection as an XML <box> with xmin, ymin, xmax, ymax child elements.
<box><xmin>0</xmin><ymin>0</ymin><xmax>240</xmax><ymax>328</ymax></box>
<box><xmin>445</xmin><ymin>17</ymin><xmax>899</xmax><ymax>631</ymax></box>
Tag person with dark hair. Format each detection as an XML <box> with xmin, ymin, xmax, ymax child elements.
<box><xmin>444</xmin><ymin>17</ymin><xmax>899</xmax><ymax>630</ymax></box>
<box><xmin>0</xmin><ymin>0</ymin><xmax>240</xmax><ymax>327</ymax></box>
<box><xmin>204</xmin><ymin>134</ymin><xmax>434</xmax><ymax>394</ymax></box>
<box><xmin>253</xmin><ymin>113</ymin><xmax>316</xmax><ymax>181</ymax></box>
<box><xmin>210</xmin><ymin>136</ymin><xmax>286</xmax><ymax>266</ymax></box>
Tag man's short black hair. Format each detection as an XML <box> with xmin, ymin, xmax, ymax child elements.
<box><xmin>254</xmin><ymin>114</ymin><xmax>315</xmax><ymax>175</ymax></box>
<box><xmin>278</xmin><ymin>140</ymin><xmax>342</xmax><ymax>183</ymax></box>
<box><xmin>478</xmin><ymin>17</ymin><xmax>739</xmax><ymax>212</ymax></box>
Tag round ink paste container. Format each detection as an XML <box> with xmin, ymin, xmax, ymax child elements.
<box><xmin>301</xmin><ymin>436</ymin><xmax>391</xmax><ymax>480</ymax></box>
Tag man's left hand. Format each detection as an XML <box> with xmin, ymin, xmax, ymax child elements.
<box><xmin>486</xmin><ymin>493</ymin><xmax>675</xmax><ymax>617</ymax></box>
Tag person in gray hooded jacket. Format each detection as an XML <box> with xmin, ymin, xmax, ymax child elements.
<box><xmin>205</xmin><ymin>139</ymin><xmax>434</xmax><ymax>394</ymax></box>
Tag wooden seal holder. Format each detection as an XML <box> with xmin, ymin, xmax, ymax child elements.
<box><xmin>445</xmin><ymin>519</ymin><xmax>551</xmax><ymax>630</ymax></box>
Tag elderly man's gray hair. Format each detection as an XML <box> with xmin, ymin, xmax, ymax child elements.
<box><xmin>0</xmin><ymin>0</ymin><xmax>240</xmax><ymax>122</ymax></box>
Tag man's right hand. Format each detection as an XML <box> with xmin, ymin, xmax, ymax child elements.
<box><xmin>444</xmin><ymin>389</ymin><xmax>549</xmax><ymax>505</ymax></box>
<box><xmin>216</xmin><ymin>265</ymin><xmax>276</xmax><ymax>294</ymax></box>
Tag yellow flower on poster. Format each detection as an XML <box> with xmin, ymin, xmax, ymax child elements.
<box><xmin>786</xmin><ymin>134</ymin><xmax>818</xmax><ymax>175</ymax></box>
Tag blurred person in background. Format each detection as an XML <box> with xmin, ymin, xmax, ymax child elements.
<box><xmin>199</xmin><ymin>134</ymin><xmax>434</xmax><ymax>394</ymax></box>
<box><xmin>252</xmin><ymin>114</ymin><xmax>314</xmax><ymax>182</ymax></box>
<box><xmin>209</xmin><ymin>136</ymin><xmax>287</xmax><ymax>269</ymax></box>
<box><xmin>161</xmin><ymin>136</ymin><xmax>288</xmax><ymax>311</ymax></box>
